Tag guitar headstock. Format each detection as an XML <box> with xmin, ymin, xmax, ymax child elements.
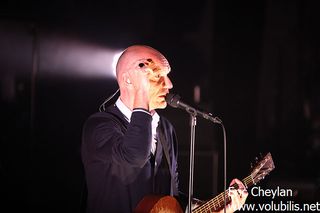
<box><xmin>250</xmin><ymin>152</ymin><xmax>275</xmax><ymax>185</ymax></box>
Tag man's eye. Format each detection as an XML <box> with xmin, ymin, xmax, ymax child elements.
<box><xmin>154</xmin><ymin>74</ymin><xmax>161</xmax><ymax>78</ymax></box>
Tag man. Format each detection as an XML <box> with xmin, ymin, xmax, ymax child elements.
<box><xmin>81</xmin><ymin>45</ymin><xmax>248</xmax><ymax>213</ymax></box>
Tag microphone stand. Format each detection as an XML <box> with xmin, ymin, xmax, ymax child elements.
<box><xmin>165</xmin><ymin>93</ymin><xmax>224</xmax><ymax>213</ymax></box>
<box><xmin>184</xmin><ymin>107</ymin><xmax>223</xmax><ymax>213</ymax></box>
<box><xmin>187</xmin><ymin>113</ymin><xmax>197</xmax><ymax>213</ymax></box>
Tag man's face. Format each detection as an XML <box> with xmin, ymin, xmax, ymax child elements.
<box><xmin>145</xmin><ymin>59</ymin><xmax>173</xmax><ymax>110</ymax></box>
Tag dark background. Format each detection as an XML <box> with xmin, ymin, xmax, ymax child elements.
<box><xmin>1</xmin><ymin>0</ymin><xmax>320</xmax><ymax>212</ymax></box>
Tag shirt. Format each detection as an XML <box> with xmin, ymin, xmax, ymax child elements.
<box><xmin>115</xmin><ymin>98</ymin><xmax>160</xmax><ymax>155</ymax></box>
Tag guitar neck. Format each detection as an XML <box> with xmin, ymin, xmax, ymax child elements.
<box><xmin>192</xmin><ymin>175</ymin><xmax>253</xmax><ymax>213</ymax></box>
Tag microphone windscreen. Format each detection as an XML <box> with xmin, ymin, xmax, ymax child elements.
<box><xmin>165</xmin><ymin>93</ymin><xmax>180</xmax><ymax>108</ymax></box>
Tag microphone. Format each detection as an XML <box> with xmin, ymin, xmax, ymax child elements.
<box><xmin>165</xmin><ymin>93</ymin><xmax>222</xmax><ymax>124</ymax></box>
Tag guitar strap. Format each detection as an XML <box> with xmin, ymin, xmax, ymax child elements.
<box><xmin>157</xmin><ymin>119</ymin><xmax>178</xmax><ymax>196</ymax></box>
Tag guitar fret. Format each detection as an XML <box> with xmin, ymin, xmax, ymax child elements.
<box><xmin>193</xmin><ymin>176</ymin><xmax>252</xmax><ymax>213</ymax></box>
<box><xmin>191</xmin><ymin>153</ymin><xmax>274</xmax><ymax>212</ymax></box>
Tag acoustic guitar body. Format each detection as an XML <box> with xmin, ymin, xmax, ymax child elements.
<box><xmin>134</xmin><ymin>195</ymin><xmax>184</xmax><ymax>213</ymax></box>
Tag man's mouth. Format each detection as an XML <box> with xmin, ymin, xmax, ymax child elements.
<box><xmin>159</xmin><ymin>93</ymin><xmax>168</xmax><ymax>99</ymax></box>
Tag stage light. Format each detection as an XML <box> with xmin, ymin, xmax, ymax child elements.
<box><xmin>112</xmin><ymin>51</ymin><xmax>123</xmax><ymax>77</ymax></box>
<box><xmin>0</xmin><ymin>26</ymin><xmax>123</xmax><ymax>80</ymax></box>
<box><xmin>38</xmin><ymin>34</ymin><xmax>124</xmax><ymax>79</ymax></box>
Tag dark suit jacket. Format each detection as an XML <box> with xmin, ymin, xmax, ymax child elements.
<box><xmin>81</xmin><ymin>104</ymin><xmax>179</xmax><ymax>213</ymax></box>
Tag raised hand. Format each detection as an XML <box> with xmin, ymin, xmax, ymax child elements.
<box><xmin>127</xmin><ymin>59</ymin><xmax>153</xmax><ymax>110</ymax></box>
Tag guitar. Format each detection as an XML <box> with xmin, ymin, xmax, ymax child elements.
<box><xmin>134</xmin><ymin>152</ymin><xmax>275</xmax><ymax>213</ymax></box>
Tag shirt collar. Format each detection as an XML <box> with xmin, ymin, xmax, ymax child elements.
<box><xmin>115</xmin><ymin>98</ymin><xmax>132</xmax><ymax>122</ymax></box>
<box><xmin>115</xmin><ymin>98</ymin><xmax>160</xmax><ymax>124</ymax></box>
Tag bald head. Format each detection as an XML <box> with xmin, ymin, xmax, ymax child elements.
<box><xmin>116</xmin><ymin>45</ymin><xmax>170</xmax><ymax>82</ymax></box>
<box><xmin>115</xmin><ymin>45</ymin><xmax>173</xmax><ymax>111</ymax></box>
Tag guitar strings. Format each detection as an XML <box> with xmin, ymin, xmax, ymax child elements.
<box><xmin>193</xmin><ymin>176</ymin><xmax>252</xmax><ymax>213</ymax></box>
<box><xmin>194</xmin><ymin>157</ymin><xmax>272</xmax><ymax>212</ymax></box>
<box><xmin>193</xmin><ymin>176</ymin><xmax>253</xmax><ymax>212</ymax></box>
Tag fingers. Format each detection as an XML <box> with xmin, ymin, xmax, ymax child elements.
<box><xmin>227</xmin><ymin>179</ymin><xmax>249</xmax><ymax>211</ymax></box>
<box><xmin>228</xmin><ymin>189</ymin><xmax>240</xmax><ymax>211</ymax></box>
<box><xmin>230</xmin><ymin>178</ymin><xmax>244</xmax><ymax>187</ymax></box>
<box><xmin>228</xmin><ymin>189</ymin><xmax>247</xmax><ymax>211</ymax></box>
<box><xmin>230</xmin><ymin>178</ymin><xmax>247</xmax><ymax>191</ymax></box>
<box><xmin>127</xmin><ymin>60</ymin><xmax>152</xmax><ymax>91</ymax></box>
<box><xmin>133</xmin><ymin>59</ymin><xmax>154</xmax><ymax>74</ymax></box>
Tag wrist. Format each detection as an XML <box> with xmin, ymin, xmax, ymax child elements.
<box><xmin>133</xmin><ymin>90</ymin><xmax>149</xmax><ymax>111</ymax></box>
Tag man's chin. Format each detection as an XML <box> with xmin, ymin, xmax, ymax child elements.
<box><xmin>150</xmin><ymin>102</ymin><xmax>167</xmax><ymax>111</ymax></box>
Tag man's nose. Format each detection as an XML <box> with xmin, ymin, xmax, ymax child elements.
<box><xmin>164</xmin><ymin>76</ymin><xmax>173</xmax><ymax>89</ymax></box>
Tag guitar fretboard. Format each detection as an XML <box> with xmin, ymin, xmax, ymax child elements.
<box><xmin>192</xmin><ymin>175</ymin><xmax>253</xmax><ymax>213</ymax></box>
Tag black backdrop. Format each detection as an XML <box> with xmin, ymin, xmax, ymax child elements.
<box><xmin>1</xmin><ymin>0</ymin><xmax>320</xmax><ymax>212</ymax></box>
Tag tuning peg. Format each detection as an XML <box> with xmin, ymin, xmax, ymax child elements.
<box><xmin>255</xmin><ymin>157</ymin><xmax>259</xmax><ymax>163</ymax></box>
<box><xmin>250</xmin><ymin>162</ymin><xmax>254</xmax><ymax>169</ymax></box>
<box><xmin>259</xmin><ymin>152</ymin><xmax>263</xmax><ymax>159</ymax></box>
